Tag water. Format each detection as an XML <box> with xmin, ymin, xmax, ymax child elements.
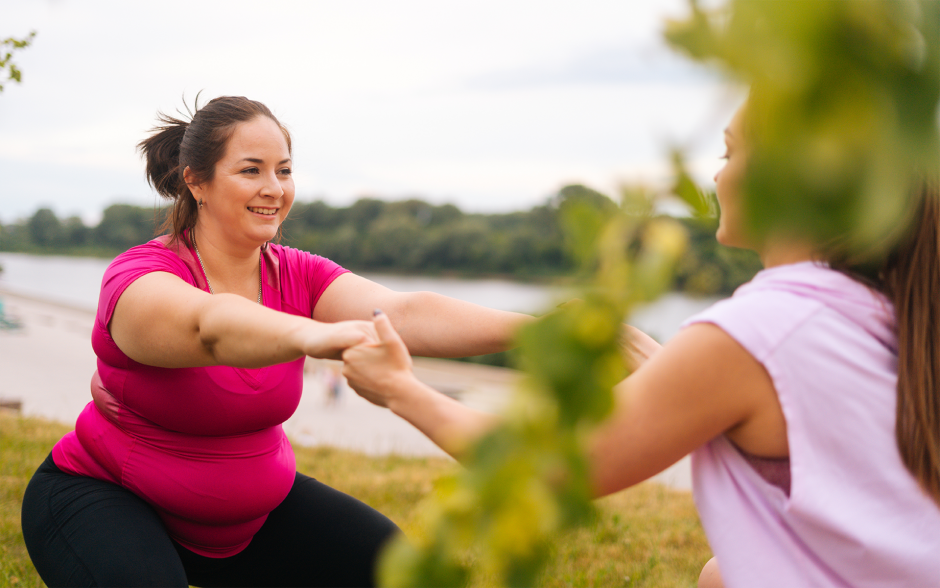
<box><xmin>0</xmin><ymin>252</ymin><xmax>720</xmax><ymax>340</ymax></box>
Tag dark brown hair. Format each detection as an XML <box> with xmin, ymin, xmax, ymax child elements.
<box><xmin>834</xmin><ymin>178</ymin><xmax>940</xmax><ymax>506</ymax></box>
<box><xmin>137</xmin><ymin>96</ymin><xmax>292</xmax><ymax>245</ymax></box>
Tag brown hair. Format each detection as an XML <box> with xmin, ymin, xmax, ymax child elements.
<box><xmin>137</xmin><ymin>96</ymin><xmax>292</xmax><ymax>245</ymax></box>
<box><xmin>834</xmin><ymin>178</ymin><xmax>940</xmax><ymax>506</ymax></box>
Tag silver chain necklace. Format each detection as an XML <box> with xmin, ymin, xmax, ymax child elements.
<box><xmin>193</xmin><ymin>237</ymin><xmax>262</xmax><ymax>304</ymax></box>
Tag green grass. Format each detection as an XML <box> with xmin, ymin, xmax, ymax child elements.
<box><xmin>1</xmin><ymin>413</ymin><xmax>710</xmax><ymax>587</ymax></box>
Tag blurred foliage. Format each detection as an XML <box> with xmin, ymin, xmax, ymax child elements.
<box><xmin>665</xmin><ymin>0</ymin><xmax>940</xmax><ymax>255</ymax></box>
<box><xmin>381</xmin><ymin>1</ymin><xmax>940</xmax><ymax>586</ymax></box>
<box><xmin>377</xmin><ymin>185</ymin><xmax>698</xmax><ymax>587</ymax></box>
<box><xmin>1</xmin><ymin>195</ymin><xmax>757</xmax><ymax>297</ymax></box>
<box><xmin>0</xmin><ymin>31</ymin><xmax>35</xmax><ymax>93</ymax></box>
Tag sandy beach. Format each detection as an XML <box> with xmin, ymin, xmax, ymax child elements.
<box><xmin>0</xmin><ymin>289</ymin><xmax>690</xmax><ymax>490</ymax></box>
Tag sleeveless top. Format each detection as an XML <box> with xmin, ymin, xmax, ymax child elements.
<box><xmin>685</xmin><ymin>262</ymin><xmax>940</xmax><ymax>587</ymax></box>
<box><xmin>52</xmin><ymin>236</ymin><xmax>348</xmax><ymax>557</ymax></box>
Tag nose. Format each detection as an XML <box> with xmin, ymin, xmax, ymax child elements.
<box><xmin>261</xmin><ymin>170</ymin><xmax>284</xmax><ymax>199</ymax></box>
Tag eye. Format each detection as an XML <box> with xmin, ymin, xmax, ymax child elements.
<box><xmin>719</xmin><ymin>151</ymin><xmax>729</xmax><ymax>161</ymax></box>
<box><xmin>241</xmin><ymin>167</ymin><xmax>260</xmax><ymax>175</ymax></box>
<box><xmin>278</xmin><ymin>168</ymin><xmax>293</xmax><ymax>176</ymax></box>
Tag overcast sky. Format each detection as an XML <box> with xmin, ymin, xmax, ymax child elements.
<box><xmin>0</xmin><ymin>0</ymin><xmax>742</xmax><ymax>224</ymax></box>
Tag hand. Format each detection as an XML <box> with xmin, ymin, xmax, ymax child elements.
<box><xmin>301</xmin><ymin>320</ymin><xmax>379</xmax><ymax>360</ymax></box>
<box><xmin>620</xmin><ymin>324</ymin><xmax>662</xmax><ymax>373</ymax></box>
<box><xmin>342</xmin><ymin>310</ymin><xmax>415</xmax><ymax>408</ymax></box>
<box><xmin>553</xmin><ymin>300</ymin><xmax>661</xmax><ymax>372</ymax></box>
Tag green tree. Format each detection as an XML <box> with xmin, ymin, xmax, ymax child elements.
<box><xmin>27</xmin><ymin>208</ymin><xmax>63</xmax><ymax>248</ymax></box>
<box><xmin>1</xmin><ymin>31</ymin><xmax>35</xmax><ymax>93</ymax></box>
<box><xmin>94</xmin><ymin>204</ymin><xmax>163</xmax><ymax>250</ymax></box>
<box><xmin>63</xmin><ymin>216</ymin><xmax>91</xmax><ymax>247</ymax></box>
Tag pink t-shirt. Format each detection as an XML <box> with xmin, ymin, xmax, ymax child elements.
<box><xmin>686</xmin><ymin>262</ymin><xmax>940</xmax><ymax>587</ymax></box>
<box><xmin>52</xmin><ymin>236</ymin><xmax>348</xmax><ymax>557</ymax></box>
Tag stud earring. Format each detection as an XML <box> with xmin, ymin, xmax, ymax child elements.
<box><xmin>198</xmin><ymin>199</ymin><xmax>204</xmax><ymax>210</ymax></box>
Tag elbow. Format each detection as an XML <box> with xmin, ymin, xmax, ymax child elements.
<box><xmin>195</xmin><ymin>294</ymin><xmax>236</xmax><ymax>363</ymax></box>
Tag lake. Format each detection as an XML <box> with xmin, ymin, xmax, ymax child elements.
<box><xmin>0</xmin><ymin>252</ymin><xmax>720</xmax><ymax>342</ymax></box>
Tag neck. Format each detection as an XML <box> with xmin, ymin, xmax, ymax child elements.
<box><xmin>192</xmin><ymin>224</ymin><xmax>263</xmax><ymax>299</ymax></box>
<box><xmin>758</xmin><ymin>238</ymin><xmax>817</xmax><ymax>269</ymax></box>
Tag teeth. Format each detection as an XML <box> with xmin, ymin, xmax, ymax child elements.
<box><xmin>249</xmin><ymin>207</ymin><xmax>277</xmax><ymax>215</ymax></box>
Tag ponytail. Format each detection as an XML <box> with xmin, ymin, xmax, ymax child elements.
<box><xmin>883</xmin><ymin>180</ymin><xmax>940</xmax><ymax>506</ymax></box>
<box><xmin>137</xmin><ymin>113</ymin><xmax>197</xmax><ymax>244</ymax></box>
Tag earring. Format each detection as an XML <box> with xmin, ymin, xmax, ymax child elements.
<box><xmin>198</xmin><ymin>199</ymin><xmax>204</xmax><ymax>210</ymax></box>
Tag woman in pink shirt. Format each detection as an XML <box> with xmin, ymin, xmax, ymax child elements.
<box><xmin>342</xmin><ymin>104</ymin><xmax>940</xmax><ymax>587</ymax></box>
<box><xmin>20</xmin><ymin>96</ymin><xmax>532</xmax><ymax>587</ymax></box>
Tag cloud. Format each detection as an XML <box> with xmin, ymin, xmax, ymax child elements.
<box><xmin>468</xmin><ymin>43</ymin><xmax>719</xmax><ymax>90</ymax></box>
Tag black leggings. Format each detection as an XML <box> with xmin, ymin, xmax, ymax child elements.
<box><xmin>21</xmin><ymin>453</ymin><xmax>401</xmax><ymax>587</ymax></box>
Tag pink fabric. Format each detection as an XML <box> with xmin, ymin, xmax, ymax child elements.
<box><xmin>685</xmin><ymin>262</ymin><xmax>940</xmax><ymax>587</ymax></box>
<box><xmin>52</xmin><ymin>236</ymin><xmax>348</xmax><ymax>557</ymax></box>
<box><xmin>736</xmin><ymin>447</ymin><xmax>790</xmax><ymax>496</ymax></box>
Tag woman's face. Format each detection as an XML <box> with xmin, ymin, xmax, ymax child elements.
<box><xmin>191</xmin><ymin>116</ymin><xmax>294</xmax><ymax>249</ymax></box>
<box><xmin>714</xmin><ymin>107</ymin><xmax>748</xmax><ymax>248</ymax></box>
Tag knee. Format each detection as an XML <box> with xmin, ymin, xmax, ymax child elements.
<box><xmin>698</xmin><ymin>557</ymin><xmax>723</xmax><ymax>588</ymax></box>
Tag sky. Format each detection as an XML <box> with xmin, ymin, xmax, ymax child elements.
<box><xmin>0</xmin><ymin>0</ymin><xmax>742</xmax><ymax>225</ymax></box>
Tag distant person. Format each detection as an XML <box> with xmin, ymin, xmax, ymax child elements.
<box><xmin>342</xmin><ymin>103</ymin><xmax>940</xmax><ymax>587</ymax></box>
<box><xmin>20</xmin><ymin>96</ymin><xmax>532</xmax><ymax>588</ymax></box>
<box><xmin>323</xmin><ymin>364</ymin><xmax>344</xmax><ymax>406</ymax></box>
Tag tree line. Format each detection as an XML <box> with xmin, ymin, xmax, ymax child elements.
<box><xmin>0</xmin><ymin>185</ymin><xmax>761</xmax><ymax>297</ymax></box>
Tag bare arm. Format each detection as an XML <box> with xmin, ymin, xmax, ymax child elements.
<box><xmin>342</xmin><ymin>312</ymin><xmax>498</xmax><ymax>459</ymax></box>
<box><xmin>110</xmin><ymin>272</ymin><xmax>377</xmax><ymax>368</ymax></box>
<box><xmin>587</xmin><ymin>323</ymin><xmax>785</xmax><ymax>495</ymax></box>
<box><xmin>621</xmin><ymin>324</ymin><xmax>663</xmax><ymax>372</ymax></box>
<box><xmin>343</xmin><ymin>316</ymin><xmax>786</xmax><ymax>495</ymax></box>
<box><xmin>314</xmin><ymin>273</ymin><xmax>533</xmax><ymax>357</ymax></box>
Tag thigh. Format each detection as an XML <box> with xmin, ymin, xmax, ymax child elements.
<box><xmin>21</xmin><ymin>454</ymin><xmax>188</xmax><ymax>588</ymax></box>
<box><xmin>187</xmin><ymin>472</ymin><xmax>402</xmax><ymax>588</ymax></box>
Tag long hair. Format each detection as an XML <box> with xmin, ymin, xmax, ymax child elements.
<box><xmin>137</xmin><ymin>96</ymin><xmax>292</xmax><ymax>246</ymax></box>
<box><xmin>884</xmin><ymin>180</ymin><xmax>940</xmax><ymax>505</ymax></box>
<box><xmin>834</xmin><ymin>178</ymin><xmax>940</xmax><ymax>505</ymax></box>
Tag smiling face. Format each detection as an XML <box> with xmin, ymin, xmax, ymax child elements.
<box><xmin>714</xmin><ymin>106</ymin><xmax>749</xmax><ymax>248</ymax></box>
<box><xmin>188</xmin><ymin>116</ymin><xmax>294</xmax><ymax>250</ymax></box>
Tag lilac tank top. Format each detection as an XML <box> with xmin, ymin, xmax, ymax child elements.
<box><xmin>684</xmin><ymin>262</ymin><xmax>940</xmax><ymax>587</ymax></box>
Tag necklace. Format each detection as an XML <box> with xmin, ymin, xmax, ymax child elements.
<box><xmin>193</xmin><ymin>237</ymin><xmax>262</xmax><ymax>304</ymax></box>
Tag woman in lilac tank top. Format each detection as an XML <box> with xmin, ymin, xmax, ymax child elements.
<box><xmin>20</xmin><ymin>96</ymin><xmax>534</xmax><ymax>588</ymax></box>
<box><xmin>342</xmin><ymin>103</ymin><xmax>940</xmax><ymax>587</ymax></box>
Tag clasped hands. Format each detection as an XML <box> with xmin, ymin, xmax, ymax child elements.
<box><xmin>340</xmin><ymin>310</ymin><xmax>416</xmax><ymax>409</ymax></box>
<box><xmin>337</xmin><ymin>306</ymin><xmax>664</xmax><ymax>411</ymax></box>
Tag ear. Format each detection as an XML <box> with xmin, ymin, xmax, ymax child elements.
<box><xmin>183</xmin><ymin>166</ymin><xmax>204</xmax><ymax>199</ymax></box>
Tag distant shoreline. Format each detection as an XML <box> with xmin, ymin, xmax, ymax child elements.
<box><xmin>0</xmin><ymin>248</ymin><xmax>572</xmax><ymax>286</ymax></box>
<box><xmin>0</xmin><ymin>287</ymin><xmax>97</xmax><ymax>315</ymax></box>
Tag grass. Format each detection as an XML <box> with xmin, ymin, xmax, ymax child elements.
<box><xmin>1</xmin><ymin>412</ymin><xmax>710</xmax><ymax>587</ymax></box>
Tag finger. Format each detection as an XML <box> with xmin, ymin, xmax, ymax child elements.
<box><xmin>372</xmin><ymin>310</ymin><xmax>404</xmax><ymax>345</ymax></box>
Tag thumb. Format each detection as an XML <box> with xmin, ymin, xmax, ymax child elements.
<box><xmin>372</xmin><ymin>309</ymin><xmax>403</xmax><ymax>345</ymax></box>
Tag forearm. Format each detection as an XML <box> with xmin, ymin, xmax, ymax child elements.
<box><xmin>389</xmin><ymin>291</ymin><xmax>533</xmax><ymax>358</ymax></box>
<box><xmin>385</xmin><ymin>373</ymin><xmax>498</xmax><ymax>460</ymax></box>
<box><xmin>198</xmin><ymin>294</ymin><xmax>373</xmax><ymax>368</ymax></box>
<box><xmin>198</xmin><ymin>294</ymin><xmax>309</xmax><ymax>367</ymax></box>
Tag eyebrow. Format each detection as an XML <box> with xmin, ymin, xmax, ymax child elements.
<box><xmin>238</xmin><ymin>157</ymin><xmax>292</xmax><ymax>165</ymax></box>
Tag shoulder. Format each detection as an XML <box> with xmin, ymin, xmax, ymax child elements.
<box><xmin>268</xmin><ymin>243</ymin><xmax>347</xmax><ymax>281</ymax></box>
<box><xmin>108</xmin><ymin>236</ymin><xmax>190</xmax><ymax>275</ymax></box>
<box><xmin>102</xmin><ymin>237</ymin><xmax>196</xmax><ymax>291</ymax></box>
<box><xmin>683</xmin><ymin>263</ymin><xmax>835</xmax><ymax>363</ymax></box>
<box><xmin>97</xmin><ymin>237</ymin><xmax>195</xmax><ymax>326</ymax></box>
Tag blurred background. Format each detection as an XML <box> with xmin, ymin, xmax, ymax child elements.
<box><xmin>0</xmin><ymin>0</ymin><xmax>736</xmax><ymax>224</ymax></box>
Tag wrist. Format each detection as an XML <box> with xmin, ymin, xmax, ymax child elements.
<box><xmin>386</xmin><ymin>372</ymin><xmax>434</xmax><ymax>417</ymax></box>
